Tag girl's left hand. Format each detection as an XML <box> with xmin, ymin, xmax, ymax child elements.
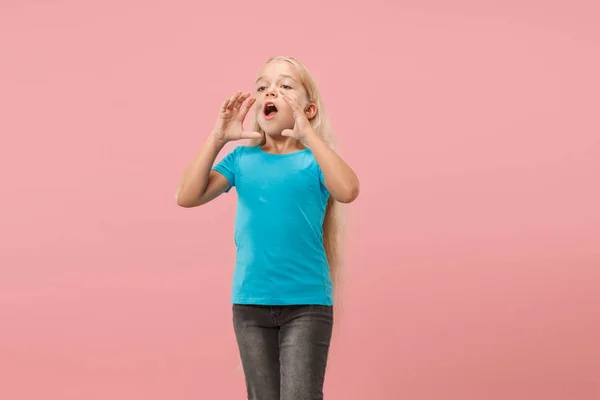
<box><xmin>279</xmin><ymin>88</ymin><xmax>313</xmax><ymax>140</ymax></box>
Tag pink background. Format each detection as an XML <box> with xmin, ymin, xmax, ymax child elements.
<box><xmin>1</xmin><ymin>1</ymin><xmax>599</xmax><ymax>399</ymax></box>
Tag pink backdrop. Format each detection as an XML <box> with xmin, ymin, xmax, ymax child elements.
<box><xmin>1</xmin><ymin>1</ymin><xmax>599</xmax><ymax>399</ymax></box>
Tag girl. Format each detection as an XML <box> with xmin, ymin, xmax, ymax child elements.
<box><xmin>176</xmin><ymin>56</ymin><xmax>359</xmax><ymax>400</ymax></box>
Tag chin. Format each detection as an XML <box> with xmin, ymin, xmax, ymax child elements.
<box><xmin>257</xmin><ymin>122</ymin><xmax>275</xmax><ymax>135</ymax></box>
<box><xmin>259</xmin><ymin>115</ymin><xmax>294</xmax><ymax>134</ymax></box>
<box><xmin>264</xmin><ymin>130</ymin><xmax>288</xmax><ymax>138</ymax></box>
<box><xmin>260</xmin><ymin>123</ymin><xmax>293</xmax><ymax>137</ymax></box>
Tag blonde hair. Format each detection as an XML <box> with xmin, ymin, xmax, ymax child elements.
<box><xmin>248</xmin><ymin>56</ymin><xmax>344</xmax><ymax>304</ymax></box>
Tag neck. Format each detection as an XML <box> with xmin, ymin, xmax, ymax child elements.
<box><xmin>261</xmin><ymin>134</ymin><xmax>305</xmax><ymax>154</ymax></box>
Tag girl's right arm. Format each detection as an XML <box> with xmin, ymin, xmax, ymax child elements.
<box><xmin>175</xmin><ymin>91</ymin><xmax>261</xmax><ymax>208</ymax></box>
<box><xmin>175</xmin><ymin>133</ymin><xmax>230</xmax><ymax>208</ymax></box>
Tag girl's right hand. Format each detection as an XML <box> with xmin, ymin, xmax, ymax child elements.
<box><xmin>212</xmin><ymin>91</ymin><xmax>262</xmax><ymax>143</ymax></box>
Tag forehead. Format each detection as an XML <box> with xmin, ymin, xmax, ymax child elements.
<box><xmin>256</xmin><ymin>60</ymin><xmax>301</xmax><ymax>81</ymax></box>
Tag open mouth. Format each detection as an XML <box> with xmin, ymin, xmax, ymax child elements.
<box><xmin>263</xmin><ymin>102</ymin><xmax>278</xmax><ymax>119</ymax></box>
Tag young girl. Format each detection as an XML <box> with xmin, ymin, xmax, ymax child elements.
<box><xmin>176</xmin><ymin>56</ymin><xmax>359</xmax><ymax>400</ymax></box>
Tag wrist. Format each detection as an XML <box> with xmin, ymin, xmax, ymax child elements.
<box><xmin>304</xmin><ymin>128</ymin><xmax>321</xmax><ymax>145</ymax></box>
<box><xmin>209</xmin><ymin>131</ymin><xmax>228</xmax><ymax>148</ymax></box>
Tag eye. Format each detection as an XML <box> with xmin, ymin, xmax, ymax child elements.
<box><xmin>281</xmin><ymin>84</ymin><xmax>292</xmax><ymax>90</ymax></box>
<box><xmin>256</xmin><ymin>86</ymin><xmax>266</xmax><ymax>92</ymax></box>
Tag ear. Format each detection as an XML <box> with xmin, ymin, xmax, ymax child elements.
<box><xmin>304</xmin><ymin>103</ymin><xmax>318</xmax><ymax>120</ymax></box>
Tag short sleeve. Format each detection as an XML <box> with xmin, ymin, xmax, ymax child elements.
<box><xmin>318</xmin><ymin>166</ymin><xmax>330</xmax><ymax>199</ymax></box>
<box><xmin>212</xmin><ymin>146</ymin><xmax>239</xmax><ymax>193</ymax></box>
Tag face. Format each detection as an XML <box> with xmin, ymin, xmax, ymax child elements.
<box><xmin>254</xmin><ymin>60</ymin><xmax>311</xmax><ymax>136</ymax></box>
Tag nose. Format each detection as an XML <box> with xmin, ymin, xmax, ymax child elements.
<box><xmin>265</xmin><ymin>86</ymin><xmax>278</xmax><ymax>97</ymax></box>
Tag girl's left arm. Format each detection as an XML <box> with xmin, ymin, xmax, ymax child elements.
<box><xmin>305</xmin><ymin>130</ymin><xmax>360</xmax><ymax>203</ymax></box>
<box><xmin>279</xmin><ymin>87</ymin><xmax>359</xmax><ymax>203</ymax></box>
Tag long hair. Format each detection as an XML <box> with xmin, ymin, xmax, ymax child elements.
<box><xmin>248</xmin><ymin>56</ymin><xmax>344</xmax><ymax>303</ymax></box>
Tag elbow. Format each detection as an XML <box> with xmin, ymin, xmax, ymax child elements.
<box><xmin>176</xmin><ymin>196</ymin><xmax>203</xmax><ymax>208</ymax></box>
<box><xmin>175</xmin><ymin>188</ymin><xmax>187</xmax><ymax>207</ymax></box>
<box><xmin>175</xmin><ymin>189</ymin><xmax>201</xmax><ymax>208</ymax></box>
<box><xmin>335</xmin><ymin>182</ymin><xmax>360</xmax><ymax>204</ymax></box>
<box><xmin>176</xmin><ymin>197</ymin><xmax>192</xmax><ymax>208</ymax></box>
<box><xmin>175</xmin><ymin>192</ymin><xmax>189</xmax><ymax>208</ymax></box>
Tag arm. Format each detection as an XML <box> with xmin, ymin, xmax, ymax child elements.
<box><xmin>175</xmin><ymin>133</ymin><xmax>230</xmax><ymax>208</ymax></box>
<box><xmin>305</xmin><ymin>130</ymin><xmax>360</xmax><ymax>203</ymax></box>
<box><xmin>176</xmin><ymin>91</ymin><xmax>261</xmax><ymax>208</ymax></box>
<box><xmin>278</xmin><ymin>87</ymin><xmax>359</xmax><ymax>204</ymax></box>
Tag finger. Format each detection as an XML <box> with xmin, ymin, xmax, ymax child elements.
<box><xmin>279</xmin><ymin>89</ymin><xmax>300</xmax><ymax>111</ymax></box>
<box><xmin>227</xmin><ymin>91</ymin><xmax>243</xmax><ymax>109</ymax></box>
<box><xmin>239</xmin><ymin>97</ymin><xmax>256</xmax><ymax>120</ymax></box>
<box><xmin>234</xmin><ymin>92</ymin><xmax>250</xmax><ymax>109</ymax></box>
<box><xmin>281</xmin><ymin>129</ymin><xmax>293</xmax><ymax>137</ymax></box>
<box><xmin>279</xmin><ymin>88</ymin><xmax>295</xmax><ymax>99</ymax></box>
<box><xmin>241</xmin><ymin>131</ymin><xmax>263</xmax><ymax>139</ymax></box>
<box><xmin>278</xmin><ymin>88</ymin><xmax>290</xmax><ymax>101</ymax></box>
<box><xmin>221</xmin><ymin>98</ymin><xmax>230</xmax><ymax>112</ymax></box>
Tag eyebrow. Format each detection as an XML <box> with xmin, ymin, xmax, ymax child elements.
<box><xmin>255</xmin><ymin>74</ymin><xmax>298</xmax><ymax>84</ymax></box>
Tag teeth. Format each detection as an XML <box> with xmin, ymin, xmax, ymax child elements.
<box><xmin>265</xmin><ymin>103</ymin><xmax>277</xmax><ymax>116</ymax></box>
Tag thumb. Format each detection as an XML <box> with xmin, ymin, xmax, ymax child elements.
<box><xmin>241</xmin><ymin>131</ymin><xmax>263</xmax><ymax>139</ymax></box>
<box><xmin>281</xmin><ymin>129</ymin><xmax>294</xmax><ymax>137</ymax></box>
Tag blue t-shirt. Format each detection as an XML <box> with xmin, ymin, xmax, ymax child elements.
<box><xmin>212</xmin><ymin>145</ymin><xmax>333</xmax><ymax>306</ymax></box>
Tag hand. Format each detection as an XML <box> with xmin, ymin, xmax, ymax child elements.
<box><xmin>279</xmin><ymin>88</ymin><xmax>314</xmax><ymax>140</ymax></box>
<box><xmin>212</xmin><ymin>91</ymin><xmax>262</xmax><ymax>143</ymax></box>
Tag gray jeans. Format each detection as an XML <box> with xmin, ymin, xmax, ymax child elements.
<box><xmin>232</xmin><ymin>304</ymin><xmax>334</xmax><ymax>400</ymax></box>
